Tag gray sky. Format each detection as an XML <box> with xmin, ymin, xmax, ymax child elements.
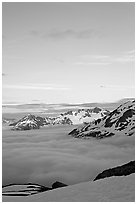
<box><xmin>2</xmin><ymin>2</ymin><xmax>135</xmax><ymax>104</ymax></box>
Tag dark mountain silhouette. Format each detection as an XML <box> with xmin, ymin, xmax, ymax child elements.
<box><xmin>94</xmin><ymin>160</ymin><xmax>135</xmax><ymax>181</ymax></box>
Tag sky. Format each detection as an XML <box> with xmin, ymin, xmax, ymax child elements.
<box><xmin>2</xmin><ymin>2</ymin><xmax>135</xmax><ymax>104</ymax></box>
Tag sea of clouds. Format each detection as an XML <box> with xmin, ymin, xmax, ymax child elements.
<box><xmin>2</xmin><ymin>125</ymin><xmax>135</xmax><ymax>187</ymax></box>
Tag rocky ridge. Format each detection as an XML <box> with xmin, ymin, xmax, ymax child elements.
<box><xmin>69</xmin><ymin>100</ymin><xmax>135</xmax><ymax>139</ymax></box>
<box><xmin>10</xmin><ymin>107</ymin><xmax>109</xmax><ymax>130</ymax></box>
<box><xmin>2</xmin><ymin>181</ymin><xmax>67</xmax><ymax>196</ymax></box>
<box><xmin>93</xmin><ymin>160</ymin><xmax>135</xmax><ymax>181</ymax></box>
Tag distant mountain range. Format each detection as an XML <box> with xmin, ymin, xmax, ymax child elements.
<box><xmin>8</xmin><ymin>107</ymin><xmax>110</xmax><ymax>130</ymax></box>
<box><xmin>69</xmin><ymin>100</ymin><xmax>135</xmax><ymax>139</ymax></box>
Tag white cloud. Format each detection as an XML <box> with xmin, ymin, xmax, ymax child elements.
<box><xmin>75</xmin><ymin>50</ymin><xmax>135</xmax><ymax>66</ymax></box>
<box><xmin>30</xmin><ymin>28</ymin><xmax>103</xmax><ymax>40</ymax></box>
<box><xmin>3</xmin><ymin>126</ymin><xmax>134</xmax><ymax>187</ymax></box>
<box><xmin>3</xmin><ymin>84</ymin><xmax>70</xmax><ymax>91</ymax></box>
<box><xmin>75</xmin><ymin>62</ymin><xmax>110</xmax><ymax>66</ymax></box>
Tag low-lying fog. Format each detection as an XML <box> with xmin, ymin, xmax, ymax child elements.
<box><xmin>3</xmin><ymin>125</ymin><xmax>135</xmax><ymax>187</ymax></box>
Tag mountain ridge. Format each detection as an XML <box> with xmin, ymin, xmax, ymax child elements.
<box><xmin>69</xmin><ymin>100</ymin><xmax>135</xmax><ymax>139</ymax></box>
<box><xmin>9</xmin><ymin>107</ymin><xmax>109</xmax><ymax>130</ymax></box>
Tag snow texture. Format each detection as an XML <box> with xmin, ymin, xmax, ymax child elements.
<box><xmin>10</xmin><ymin>107</ymin><xmax>109</xmax><ymax>130</ymax></box>
<box><xmin>69</xmin><ymin>100</ymin><xmax>135</xmax><ymax>138</ymax></box>
<box><xmin>3</xmin><ymin>174</ymin><xmax>135</xmax><ymax>202</ymax></box>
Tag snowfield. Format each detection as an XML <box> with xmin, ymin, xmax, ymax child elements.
<box><xmin>3</xmin><ymin>174</ymin><xmax>135</xmax><ymax>202</ymax></box>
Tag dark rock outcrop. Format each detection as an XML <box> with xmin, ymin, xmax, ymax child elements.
<box><xmin>2</xmin><ymin>181</ymin><xmax>68</xmax><ymax>196</ymax></box>
<box><xmin>52</xmin><ymin>181</ymin><xmax>68</xmax><ymax>189</ymax></box>
<box><xmin>2</xmin><ymin>183</ymin><xmax>51</xmax><ymax>196</ymax></box>
<box><xmin>93</xmin><ymin>160</ymin><xmax>135</xmax><ymax>181</ymax></box>
<box><xmin>69</xmin><ymin>100</ymin><xmax>135</xmax><ymax>139</ymax></box>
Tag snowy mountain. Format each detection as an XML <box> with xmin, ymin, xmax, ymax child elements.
<box><xmin>2</xmin><ymin>160</ymin><xmax>135</xmax><ymax>201</ymax></box>
<box><xmin>60</xmin><ymin>107</ymin><xmax>109</xmax><ymax>124</ymax></box>
<box><xmin>69</xmin><ymin>100</ymin><xmax>135</xmax><ymax>139</ymax></box>
<box><xmin>10</xmin><ymin>107</ymin><xmax>109</xmax><ymax>130</ymax></box>
<box><xmin>10</xmin><ymin>114</ymin><xmax>73</xmax><ymax>130</ymax></box>
<box><xmin>10</xmin><ymin>114</ymin><xmax>44</xmax><ymax>130</ymax></box>
<box><xmin>2</xmin><ymin>174</ymin><xmax>135</xmax><ymax>202</ymax></box>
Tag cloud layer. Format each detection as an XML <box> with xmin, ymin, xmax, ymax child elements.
<box><xmin>3</xmin><ymin>84</ymin><xmax>70</xmax><ymax>91</ymax></box>
<box><xmin>75</xmin><ymin>50</ymin><xmax>135</xmax><ymax>65</ymax></box>
<box><xmin>29</xmin><ymin>28</ymin><xmax>103</xmax><ymax>40</ymax></box>
<box><xmin>3</xmin><ymin>125</ymin><xmax>135</xmax><ymax>187</ymax></box>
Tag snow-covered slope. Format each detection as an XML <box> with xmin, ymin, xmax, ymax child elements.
<box><xmin>2</xmin><ymin>174</ymin><xmax>135</xmax><ymax>202</ymax></box>
<box><xmin>60</xmin><ymin>107</ymin><xmax>109</xmax><ymax>125</ymax></box>
<box><xmin>10</xmin><ymin>107</ymin><xmax>109</xmax><ymax>130</ymax></box>
<box><xmin>10</xmin><ymin>114</ymin><xmax>73</xmax><ymax>130</ymax></box>
<box><xmin>2</xmin><ymin>181</ymin><xmax>67</xmax><ymax>197</ymax></box>
<box><xmin>69</xmin><ymin>100</ymin><xmax>135</xmax><ymax>139</ymax></box>
<box><xmin>10</xmin><ymin>114</ymin><xmax>43</xmax><ymax>130</ymax></box>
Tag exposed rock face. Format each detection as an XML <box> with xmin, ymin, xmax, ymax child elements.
<box><xmin>60</xmin><ymin>107</ymin><xmax>109</xmax><ymax>125</ymax></box>
<box><xmin>2</xmin><ymin>183</ymin><xmax>51</xmax><ymax>196</ymax></box>
<box><xmin>51</xmin><ymin>116</ymin><xmax>73</xmax><ymax>125</ymax></box>
<box><xmin>69</xmin><ymin>100</ymin><xmax>135</xmax><ymax>139</ymax></box>
<box><xmin>52</xmin><ymin>181</ymin><xmax>68</xmax><ymax>189</ymax></box>
<box><xmin>9</xmin><ymin>107</ymin><xmax>109</xmax><ymax>130</ymax></box>
<box><xmin>94</xmin><ymin>161</ymin><xmax>135</xmax><ymax>181</ymax></box>
<box><xmin>10</xmin><ymin>114</ymin><xmax>41</xmax><ymax>130</ymax></box>
<box><xmin>10</xmin><ymin>114</ymin><xmax>73</xmax><ymax>130</ymax></box>
<box><xmin>2</xmin><ymin>181</ymin><xmax>68</xmax><ymax>196</ymax></box>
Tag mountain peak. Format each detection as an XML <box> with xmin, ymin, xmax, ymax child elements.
<box><xmin>9</xmin><ymin>107</ymin><xmax>110</xmax><ymax>130</ymax></box>
<box><xmin>69</xmin><ymin>100</ymin><xmax>135</xmax><ymax>139</ymax></box>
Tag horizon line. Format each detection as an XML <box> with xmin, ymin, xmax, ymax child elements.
<box><xmin>2</xmin><ymin>97</ymin><xmax>135</xmax><ymax>106</ymax></box>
